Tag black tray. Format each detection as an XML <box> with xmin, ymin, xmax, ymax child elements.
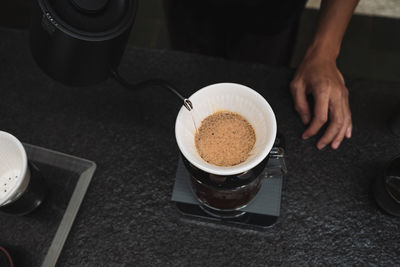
<box><xmin>0</xmin><ymin>144</ymin><xmax>96</xmax><ymax>267</ymax></box>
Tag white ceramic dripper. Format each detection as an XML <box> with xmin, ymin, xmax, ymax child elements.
<box><xmin>0</xmin><ymin>131</ymin><xmax>30</xmax><ymax>207</ymax></box>
<box><xmin>175</xmin><ymin>83</ymin><xmax>277</xmax><ymax>176</ymax></box>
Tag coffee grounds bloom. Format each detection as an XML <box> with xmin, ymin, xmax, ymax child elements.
<box><xmin>195</xmin><ymin>111</ymin><xmax>256</xmax><ymax>167</ymax></box>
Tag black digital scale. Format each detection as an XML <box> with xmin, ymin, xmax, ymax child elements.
<box><xmin>172</xmin><ymin>136</ymin><xmax>286</xmax><ymax>231</ymax></box>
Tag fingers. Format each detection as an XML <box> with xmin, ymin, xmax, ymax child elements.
<box><xmin>315</xmin><ymin>95</ymin><xmax>344</xmax><ymax>150</ymax></box>
<box><xmin>346</xmin><ymin>125</ymin><xmax>352</xmax><ymax>138</ymax></box>
<box><xmin>317</xmin><ymin>88</ymin><xmax>352</xmax><ymax>150</ymax></box>
<box><xmin>331</xmin><ymin>123</ymin><xmax>347</xmax><ymax>149</ymax></box>
<box><xmin>291</xmin><ymin>69</ymin><xmax>352</xmax><ymax>150</ymax></box>
<box><xmin>331</xmin><ymin>89</ymin><xmax>352</xmax><ymax>149</ymax></box>
<box><xmin>290</xmin><ymin>81</ymin><xmax>311</xmax><ymax>124</ymax></box>
<box><xmin>302</xmin><ymin>87</ymin><xmax>329</xmax><ymax>140</ymax></box>
<box><xmin>344</xmin><ymin>92</ymin><xmax>353</xmax><ymax>139</ymax></box>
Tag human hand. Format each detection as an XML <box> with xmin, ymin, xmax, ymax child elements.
<box><xmin>290</xmin><ymin>51</ymin><xmax>352</xmax><ymax>150</ymax></box>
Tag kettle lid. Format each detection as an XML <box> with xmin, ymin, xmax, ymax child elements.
<box><xmin>70</xmin><ymin>0</ymin><xmax>109</xmax><ymax>14</ymax></box>
<box><xmin>39</xmin><ymin>0</ymin><xmax>136</xmax><ymax>37</ymax></box>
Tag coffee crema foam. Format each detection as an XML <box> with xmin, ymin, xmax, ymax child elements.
<box><xmin>195</xmin><ymin>111</ymin><xmax>256</xmax><ymax>167</ymax></box>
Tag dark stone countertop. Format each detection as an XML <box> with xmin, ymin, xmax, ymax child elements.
<box><xmin>1</xmin><ymin>28</ymin><xmax>399</xmax><ymax>266</ymax></box>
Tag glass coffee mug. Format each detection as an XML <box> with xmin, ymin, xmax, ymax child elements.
<box><xmin>175</xmin><ymin>83</ymin><xmax>277</xmax><ymax>215</ymax></box>
<box><xmin>0</xmin><ymin>131</ymin><xmax>46</xmax><ymax>215</ymax></box>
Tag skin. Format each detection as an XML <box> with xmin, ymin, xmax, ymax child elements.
<box><xmin>291</xmin><ymin>0</ymin><xmax>359</xmax><ymax>150</ymax></box>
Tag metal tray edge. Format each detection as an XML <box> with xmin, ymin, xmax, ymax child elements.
<box><xmin>21</xmin><ymin>144</ymin><xmax>96</xmax><ymax>267</ymax></box>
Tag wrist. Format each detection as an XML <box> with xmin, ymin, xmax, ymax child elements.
<box><xmin>305</xmin><ymin>37</ymin><xmax>341</xmax><ymax>62</ymax></box>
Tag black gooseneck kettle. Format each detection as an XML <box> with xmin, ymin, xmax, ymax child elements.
<box><xmin>29</xmin><ymin>0</ymin><xmax>192</xmax><ymax>110</ymax></box>
<box><xmin>30</xmin><ymin>0</ymin><xmax>136</xmax><ymax>86</ymax></box>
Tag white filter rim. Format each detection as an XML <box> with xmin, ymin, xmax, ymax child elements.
<box><xmin>175</xmin><ymin>83</ymin><xmax>277</xmax><ymax>176</ymax></box>
<box><xmin>0</xmin><ymin>131</ymin><xmax>28</xmax><ymax>206</ymax></box>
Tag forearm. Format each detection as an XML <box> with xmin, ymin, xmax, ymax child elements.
<box><xmin>307</xmin><ymin>0</ymin><xmax>359</xmax><ymax>61</ymax></box>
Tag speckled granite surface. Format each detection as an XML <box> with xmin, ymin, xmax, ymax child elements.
<box><xmin>0</xmin><ymin>28</ymin><xmax>399</xmax><ymax>266</ymax></box>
